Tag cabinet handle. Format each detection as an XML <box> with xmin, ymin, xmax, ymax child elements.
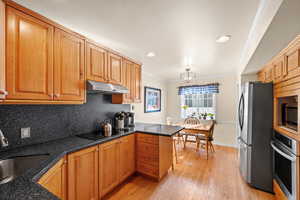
<box><xmin>54</xmin><ymin>94</ymin><xmax>60</xmax><ymax>98</ymax></box>
<box><xmin>48</xmin><ymin>94</ymin><xmax>54</xmax><ymax>98</ymax></box>
<box><xmin>80</xmin><ymin>71</ymin><xmax>84</xmax><ymax>80</ymax></box>
<box><xmin>0</xmin><ymin>90</ymin><xmax>8</xmax><ymax>96</ymax></box>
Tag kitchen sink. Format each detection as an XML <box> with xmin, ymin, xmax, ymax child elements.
<box><xmin>0</xmin><ymin>154</ymin><xmax>50</xmax><ymax>185</ymax></box>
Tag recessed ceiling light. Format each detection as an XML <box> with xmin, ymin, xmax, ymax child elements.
<box><xmin>146</xmin><ymin>52</ymin><xmax>156</xmax><ymax>57</ymax></box>
<box><xmin>216</xmin><ymin>35</ymin><xmax>231</xmax><ymax>43</ymax></box>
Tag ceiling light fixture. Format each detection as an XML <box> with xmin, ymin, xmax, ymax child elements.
<box><xmin>146</xmin><ymin>52</ymin><xmax>156</xmax><ymax>57</ymax></box>
<box><xmin>180</xmin><ymin>57</ymin><xmax>198</xmax><ymax>83</ymax></box>
<box><xmin>216</xmin><ymin>35</ymin><xmax>231</xmax><ymax>43</ymax></box>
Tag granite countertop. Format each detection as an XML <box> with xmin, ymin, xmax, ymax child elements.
<box><xmin>0</xmin><ymin>123</ymin><xmax>183</xmax><ymax>200</ymax></box>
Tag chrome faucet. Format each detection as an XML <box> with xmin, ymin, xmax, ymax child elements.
<box><xmin>0</xmin><ymin>129</ymin><xmax>8</xmax><ymax>147</ymax></box>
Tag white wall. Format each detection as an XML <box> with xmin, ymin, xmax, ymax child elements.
<box><xmin>166</xmin><ymin>74</ymin><xmax>238</xmax><ymax>147</ymax></box>
<box><xmin>133</xmin><ymin>72</ymin><xmax>167</xmax><ymax>124</ymax></box>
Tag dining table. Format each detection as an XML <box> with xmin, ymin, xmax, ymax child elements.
<box><xmin>173</xmin><ymin>121</ymin><xmax>214</xmax><ymax>159</ymax></box>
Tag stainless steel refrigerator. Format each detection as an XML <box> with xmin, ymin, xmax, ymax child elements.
<box><xmin>237</xmin><ymin>82</ymin><xmax>273</xmax><ymax>193</ymax></box>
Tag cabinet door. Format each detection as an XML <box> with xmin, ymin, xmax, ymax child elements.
<box><xmin>86</xmin><ymin>42</ymin><xmax>107</xmax><ymax>82</ymax></box>
<box><xmin>119</xmin><ymin>135</ymin><xmax>135</xmax><ymax>182</ymax></box>
<box><xmin>68</xmin><ymin>146</ymin><xmax>99</xmax><ymax>200</ymax></box>
<box><xmin>123</xmin><ymin>59</ymin><xmax>133</xmax><ymax>103</ymax></box>
<box><xmin>284</xmin><ymin>45</ymin><xmax>300</xmax><ymax>80</ymax></box>
<box><xmin>38</xmin><ymin>157</ymin><xmax>67</xmax><ymax>200</ymax></box>
<box><xmin>133</xmin><ymin>64</ymin><xmax>141</xmax><ymax>102</ymax></box>
<box><xmin>54</xmin><ymin>28</ymin><xmax>85</xmax><ymax>101</ymax></box>
<box><xmin>273</xmin><ymin>57</ymin><xmax>284</xmax><ymax>82</ymax></box>
<box><xmin>107</xmin><ymin>52</ymin><xmax>122</xmax><ymax>85</ymax></box>
<box><xmin>99</xmin><ymin>139</ymin><xmax>120</xmax><ymax>197</ymax></box>
<box><xmin>0</xmin><ymin>1</ymin><xmax>6</xmax><ymax>100</ymax></box>
<box><xmin>6</xmin><ymin>6</ymin><xmax>54</xmax><ymax>100</ymax></box>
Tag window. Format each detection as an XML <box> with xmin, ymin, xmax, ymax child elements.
<box><xmin>181</xmin><ymin>93</ymin><xmax>216</xmax><ymax>119</ymax></box>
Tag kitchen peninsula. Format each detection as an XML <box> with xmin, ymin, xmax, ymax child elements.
<box><xmin>0</xmin><ymin>123</ymin><xmax>183</xmax><ymax>200</ymax></box>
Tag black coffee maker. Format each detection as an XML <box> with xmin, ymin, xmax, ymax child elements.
<box><xmin>124</xmin><ymin>112</ymin><xmax>135</xmax><ymax>129</ymax></box>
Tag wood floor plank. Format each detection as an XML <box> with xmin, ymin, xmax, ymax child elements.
<box><xmin>104</xmin><ymin>144</ymin><xmax>275</xmax><ymax>200</ymax></box>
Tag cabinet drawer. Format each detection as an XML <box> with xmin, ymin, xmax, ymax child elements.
<box><xmin>136</xmin><ymin>133</ymin><xmax>158</xmax><ymax>145</ymax></box>
<box><xmin>136</xmin><ymin>142</ymin><xmax>158</xmax><ymax>155</ymax></box>
<box><xmin>136</xmin><ymin>161</ymin><xmax>158</xmax><ymax>177</ymax></box>
<box><xmin>137</xmin><ymin>154</ymin><xmax>158</xmax><ymax>166</ymax></box>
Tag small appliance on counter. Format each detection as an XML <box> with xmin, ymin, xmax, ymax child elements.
<box><xmin>124</xmin><ymin>112</ymin><xmax>135</xmax><ymax>128</ymax></box>
<box><xmin>114</xmin><ymin>112</ymin><xmax>125</xmax><ymax>131</ymax></box>
<box><xmin>101</xmin><ymin>119</ymin><xmax>112</xmax><ymax>137</ymax></box>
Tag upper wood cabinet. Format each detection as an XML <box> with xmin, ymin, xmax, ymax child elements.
<box><xmin>86</xmin><ymin>42</ymin><xmax>108</xmax><ymax>83</ymax></box>
<box><xmin>1</xmin><ymin>1</ymin><xmax>142</xmax><ymax>104</ymax></box>
<box><xmin>107</xmin><ymin>52</ymin><xmax>122</xmax><ymax>85</ymax></box>
<box><xmin>111</xmin><ymin>59</ymin><xmax>142</xmax><ymax>104</ymax></box>
<box><xmin>133</xmin><ymin>64</ymin><xmax>142</xmax><ymax>102</ymax></box>
<box><xmin>54</xmin><ymin>28</ymin><xmax>85</xmax><ymax>102</ymax></box>
<box><xmin>6</xmin><ymin>6</ymin><xmax>54</xmax><ymax>100</ymax></box>
<box><xmin>273</xmin><ymin>57</ymin><xmax>284</xmax><ymax>83</ymax></box>
<box><xmin>68</xmin><ymin>146</ymin><xmax>99</xmax><ymax>200</ymax></box>
<box><xmin>0</xmin><ymin>1</ymin><xmax>6</xmax><ymax>100</ymax></box>
<box><xmin>119</xmin><ymin>134</ymin><xmax>135</xmax><ymax>182</ymax></box>
<box><xmin>99</xmin><ymin>139</ymin><xmax>120</xmax><ymax>197</ymax></box>
<box><xmin>38</xmin><ymin>157</ymin><xmax>67</xmax><ymax>200</ymax></box>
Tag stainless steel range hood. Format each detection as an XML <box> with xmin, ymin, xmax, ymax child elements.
<box><xmin>87</xmin><ymin>80</ymin><xmax>129</xmax><ymax>94</ymax></box>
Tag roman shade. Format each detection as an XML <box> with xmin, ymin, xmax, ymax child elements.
<box><xmin>178</xmin><ymin>83</ymin><xmax>219</xmax><ymax>95</ymax></box>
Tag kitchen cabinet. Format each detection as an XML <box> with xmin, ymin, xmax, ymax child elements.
<box><xmin>119</xmin><ymin>134</ymin><xmax>135</xmax><ymax>182</ymax></box>
<box><xmin>2</xmin><ymin>1</ymin><xmax>143</xmax><ymax>105</ymax></box>
<box><xmin>273</xmin><ymin>57</ymin><xmax>284</xmax><ymax>83</ymax></box>
<box><xmin>86</xmin><ymin>41</ymin><xmax>108</xmax><ymax>83</ymax></box>
<box><xmin>283</xmin><ymin>43</ymin><xmax>300</xmax><ymax>80</ymax></box>
<box><xmin>136</xmin><ymin>133</ymin><xmax>172</xmax><ymax>181</ymax></box>
<box><xmin>112</xmin><ymin>59</ymin><xmax>134</xmax><ymax>104</ymax></box>
<box><xmin>107</xmin><ymin>52</ymin><xmax>122</xmax><ymax>85</ymax></box>
<box><xmin>133</xmin><ymin>64</ymin><xmax>142</xmax><ymax>102</ymax></box>
<box><xmin>0</xmin><ymin>0</ymin><xmax>6</xmax><ymax>101</ymax></box>
<box><xmin>54</xmin><ymin>28</ymin><xmax>85</xmax><ymax>102</ymax></box>
<box><xmin>111</xmin><ymin>59</ymin><xmax>142</xmax><ymax>104</ymax></box>
<box><xmin>68</xmin><ymin>146</ymin><xmax>99</xmax><ymax>200</ymax></box>
<box><xmin>99</xmin><ymin>139</ymin><xmax>120</xmax><ymax>197</ymax></box>
<box><xmin>6</xmin><ymin>6</ymin><xmax>54</xmax><ymax>100</ymax></box>
<box><xmin>38</xmin><ymin>157</ymin><xmax>67</xmax><ymax>200</ymax></box>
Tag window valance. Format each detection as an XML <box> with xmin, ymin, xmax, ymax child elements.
<box><xmin>178</xmin><ymin>83</ymin><xmax>219</xmax><ymax>95</ymax></box>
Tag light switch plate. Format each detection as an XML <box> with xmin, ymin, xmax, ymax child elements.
<box><xmin>21</xmin><ymin>127</ymin><xmax>31</xmax><ymax>139</ymax></box>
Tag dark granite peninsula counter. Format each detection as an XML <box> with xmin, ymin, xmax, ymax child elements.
<box><xmin>0</xmin><ymin>123</ymin><xmax>183</xmax><ymax>200</ymax></box>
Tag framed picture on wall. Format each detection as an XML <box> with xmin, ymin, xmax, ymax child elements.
<box><xmin>144</xmin><ymin>87</ymin><xmax>161</xmax><ymax>113</ymax></box>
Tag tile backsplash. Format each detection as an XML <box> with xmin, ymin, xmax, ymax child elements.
<box><xmin>0</xmin><ymin>94</ymin><xmax>130</xmax><ymax>150</ymax></box>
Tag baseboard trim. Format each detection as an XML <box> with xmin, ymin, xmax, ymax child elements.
<box><xmin>213</xmin><ymin>141</ymin><xmax>237</xmax><ymax>148</ymax></box>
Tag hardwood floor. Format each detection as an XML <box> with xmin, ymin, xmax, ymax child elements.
<box><xmin>104</xmin><ymin>143</ymin><xmax>275</xmax><ymax>200</ymax></box>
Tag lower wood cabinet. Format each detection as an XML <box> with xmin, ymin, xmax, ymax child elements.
<box><xmin>68</xmin><ymin>146</ymin><xmax>99</xmax><ymax>200</ymax></box>
<box><xmin>136</xmin><ymin>133</ymin><xmax>172</xmax><ymax>181</ymax></box>
<box><xmin>38</xmin><ymin>157</ymin><xmax>67</xmax><ymax>200</ymax></box>
<box><xmin>119</xmin><ymin>134</ymin><xmax>135</xmax><ymax>182</ymax></box>
<box><xmin>99</xmin><ymin>139</ymin><xmax>120</xmax><ymax>197</ymax></box>
<box><xmin>99</xmin><ymin>134</ymin><xmax>136</xmax><ymax>198</ymax></box>
<box><xmin>38</xmin><ymin>134</ymin><xmax>172</xmax><ymax>199</ymax></box>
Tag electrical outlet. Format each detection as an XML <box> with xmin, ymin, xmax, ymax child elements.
<box><xmin>21</xmin><ymin>127</ymin><xmax>31</xmax><ymax>139</ymax></box>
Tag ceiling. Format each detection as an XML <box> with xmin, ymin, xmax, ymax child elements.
<box><xmin>243</xmin><ymin>0</ymin><xmax>300</xmax><ymax>74</ymax></box>
<box><xmin>14</xmin><ymin>0</ymin><xmax>260</xmax><ymax>80</ymax></box>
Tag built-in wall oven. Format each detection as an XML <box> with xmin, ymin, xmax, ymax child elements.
<box><xmin>271</xmin><ymin>131</ymin><xmax>300</xmax><ymax>200</ymax></box>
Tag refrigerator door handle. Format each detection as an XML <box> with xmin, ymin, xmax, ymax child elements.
<box><xmin>271</xmin><ymin>141</ymin><xmax>296</xmax><ymax>162</ymax></box>
<box><xmin>238</xmin><ymin>94</ymin><xmax>244</xmax><ymax>130</ymax></box>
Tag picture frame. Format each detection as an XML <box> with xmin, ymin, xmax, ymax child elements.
<box><xmin>144</xmin><ymin>87</ymin><xmax>161</xmax><ymax>113</ymax></box>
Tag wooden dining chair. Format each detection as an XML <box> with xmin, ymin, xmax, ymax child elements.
<box><xmin>181</xmin><ymin>117</ymin><xmax>202</xmax><ymax>150</ymax></box>
<box><xmin>197</xmin><ymin>121</ymin><xmax>215</xmax><ymax>159</ymax></box>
